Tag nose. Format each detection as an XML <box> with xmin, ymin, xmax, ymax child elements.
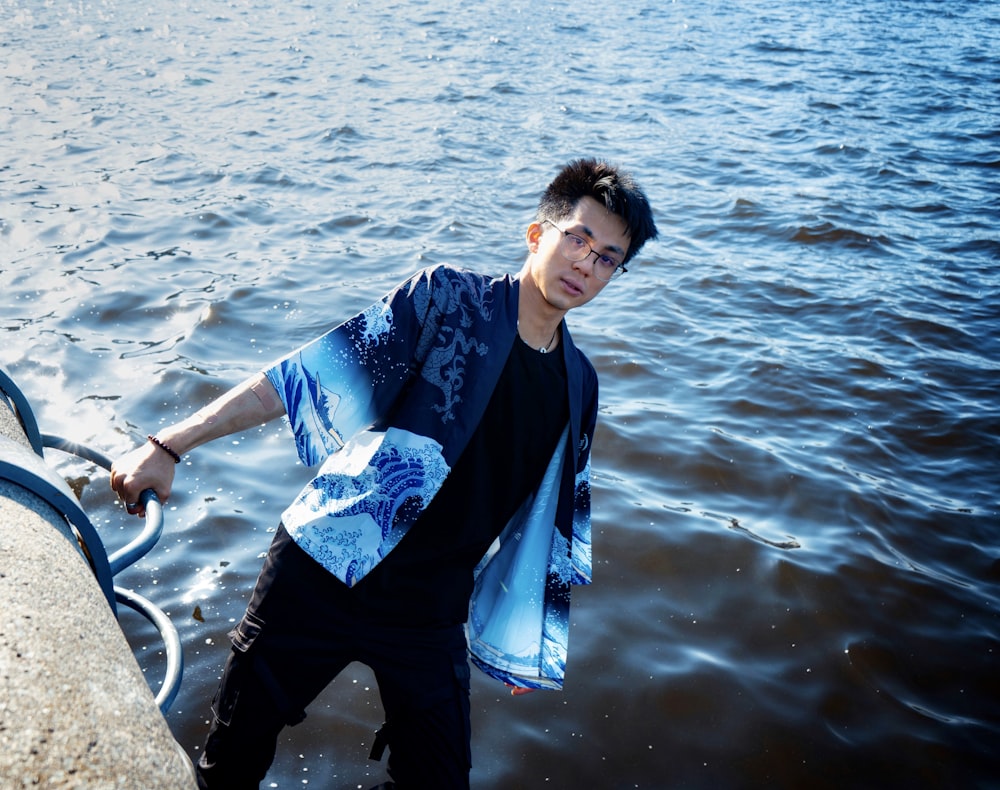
<box><xmin>571</xmin><ymin>251</ymin><xmax>599</xmax><ymax>275</ymax></box>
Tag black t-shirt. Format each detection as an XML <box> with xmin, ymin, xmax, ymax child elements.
<box><xmin>344</xmin><ymin>335</ymin><xmax>569</xmax><ymax>626</ymax></box>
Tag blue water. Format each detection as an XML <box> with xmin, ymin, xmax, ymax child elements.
<box><xmin>2</xmin><ymin>0</ymin><xmax>998</xmax><ymax>787</ymax></box>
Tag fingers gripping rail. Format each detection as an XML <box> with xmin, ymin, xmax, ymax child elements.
<box><xmin>0</xmin><ymin>370</ymin><xmax>183</xmax><ymax>712</ymax></box>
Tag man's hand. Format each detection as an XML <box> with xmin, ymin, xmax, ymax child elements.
<box><xmin>110</xmin><ymin>439</ymin><xmax>176</xmax><ymax>518</ymax></box>
<box><xmin>506</xmin><ymin>684</ymin><xmax>535</xmax><ymax>697</ymax></box>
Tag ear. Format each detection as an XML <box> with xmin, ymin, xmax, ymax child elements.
<box><xmin>525</xmin><ymin>221</ymin><xmax>544</xmax><ymax>253</ymax></box>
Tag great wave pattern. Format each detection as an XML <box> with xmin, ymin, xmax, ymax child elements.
<box><xmin>282</xmin><ymin>428</ymin><xmax>449</xmax><ymax>585</ymax></box>
<box><xmin>265</xmin><ymin>299</ymin><xmax>399</xmax><ymax>467</ymax></box>
<box><xmin>468</xmin><ymin>427</ymin><xmax>579</xmax><ymax>690</ymax></box>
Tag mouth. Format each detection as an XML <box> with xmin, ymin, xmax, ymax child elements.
<box><xmin>560</xmin><ymin>276</ymin><xmax>585</xmax><ymax>297</ymax></box>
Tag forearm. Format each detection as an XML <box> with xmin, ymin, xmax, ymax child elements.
<box><xmin>155</xmin><ymin>372</ymin><xmax>285</xmax><ymax>455</ymax></box>
<box><xmin>112</xmin><ymin>373</ymin><xmax>284</xmax><ymax>515</ymax></box>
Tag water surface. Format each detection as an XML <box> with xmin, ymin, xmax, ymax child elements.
<box><xmin>2</xmin><ymin>1</ymin><xmax>998</xmax><ymax>787</ymax></box>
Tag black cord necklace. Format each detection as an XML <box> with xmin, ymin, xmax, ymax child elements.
<box><xmin>518</xmin><ymin>321</ymin><xmax>558</xmax><ymax>353</ymax></box>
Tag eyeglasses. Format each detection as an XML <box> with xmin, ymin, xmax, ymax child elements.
<box><xmin>542</xmin><ymin>220</ymin><xmax>627</xmax><ymax>281</ymax></box>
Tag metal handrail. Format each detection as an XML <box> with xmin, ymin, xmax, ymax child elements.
<box><xmin>115</xmin><ymin>585</ymin><xmax>184</xmax><ymax>712</ymax></box>
<box><xmin>40</xmin><ymin>436</ymin><xmax>181</xmax><ymax>712</ymax></box>
<box><xmin>0</xmin><ymin>370</ymin><xmax>183</xmax><ymax>713</ymax></box>
<box><xmin>0</xmin><ymin>368</ymin><xmax>44</xmax><ymax>455</ymax></box>
<box><xmin>41</xmin><ymin>436</ymin><xmax>165</xmax><ymax>575</ymax></box>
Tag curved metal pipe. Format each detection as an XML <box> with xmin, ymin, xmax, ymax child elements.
<box><xmin>115</xmin><ymin>585</ymin><xmax>185</xmax><ymax>713</ymax></box>
<box><xmin>0</xmin><ymin>368</ymin><xmax>44</xmax><ymax>455</ymax></box>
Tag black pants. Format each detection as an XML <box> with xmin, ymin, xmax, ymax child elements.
<box><xmin>195</xmin><ymin>526</ymin><xmax>472</xmax><ymax>789</ymax></box>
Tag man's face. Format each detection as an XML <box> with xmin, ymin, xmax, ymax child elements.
<box><xmin>523</xmin><ymin>196</ymin><xmax>632</xmax><ymax>313</ymax></box>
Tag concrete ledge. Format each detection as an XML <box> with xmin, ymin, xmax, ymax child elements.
<box><xmin>0</xmin><ymin>400</ymin><xmax>196</xmax><ymax>788</ymax></box>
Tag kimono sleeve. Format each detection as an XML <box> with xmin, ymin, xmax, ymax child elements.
<box><xmin>263</xmin><ymin>269</ymin><xmax>439</xmax><ymax>467</ymax></box>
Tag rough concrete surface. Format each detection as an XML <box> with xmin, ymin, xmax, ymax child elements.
<box><xmin>0</xmin><ymin>399</ymin><xmax>196</xmax><ymax>788</ymax></box>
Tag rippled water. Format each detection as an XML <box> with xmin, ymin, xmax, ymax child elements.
<box><xmin>3</xmin><ymin>0</ymin><xmax>999</xmax><ymax>787</ymax></box>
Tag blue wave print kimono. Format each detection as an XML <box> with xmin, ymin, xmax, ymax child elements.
<box><xmin>263</xmin><ymin>265</ymin><xmax>596</xmax><ymax>690</ymax></box>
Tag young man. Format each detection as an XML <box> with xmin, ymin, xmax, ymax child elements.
<box><xmin>111</xmin><ymin>158</ymin><xmax>658</xmax><ymax>788</ymax></box>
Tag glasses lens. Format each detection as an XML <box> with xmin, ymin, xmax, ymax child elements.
<box><xmin>559</xmin><ymin>232</ymin><xmax>590</xmax><ymax>261</ymax></box>
<box><xmin>602</xmin><ymin>264</ymin><xmax>625</xmax><ymax>282</ymax></box>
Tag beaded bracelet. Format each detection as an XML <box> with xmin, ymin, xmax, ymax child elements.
<box><xmin>148</xmin><ymin>434</ymin><xmax>181</xmax><ymax>464</ymax></box>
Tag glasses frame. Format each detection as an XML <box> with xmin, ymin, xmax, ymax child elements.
<box><xmin>541</xmin><ymin>219</ymin><xmax>628</xmax><ymax>282</ymax></box>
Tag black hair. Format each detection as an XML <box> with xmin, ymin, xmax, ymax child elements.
<box><xmin>537</xmin><ymin>158</ymin><xmax>658</xmax><ymax>264</ymax></box>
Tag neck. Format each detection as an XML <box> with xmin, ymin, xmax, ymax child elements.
<box><xmin>516</xmin><ymin>270</ymin><xmax>565</xmax><ymax>352</ymax></box>
<box><xmin>518</xmin><ymin>319</ymin><xmax>560</xmax><ymax>353</ymax></box>
<box><xmin>516</xmin><ymin>303</ymin><xmax>562</xmax><ymax>353</ymax></box>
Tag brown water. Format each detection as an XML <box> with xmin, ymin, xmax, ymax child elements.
<box><xmin>2</xmin><ymin>0</ymin><xmax>998</xmax><ymax>787</ymax></box>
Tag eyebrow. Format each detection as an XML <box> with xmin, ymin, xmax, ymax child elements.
<box><xmin>570</xmin><ymin>223</ymin><xmax>628</xmax><ymax>258</ymax></box>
